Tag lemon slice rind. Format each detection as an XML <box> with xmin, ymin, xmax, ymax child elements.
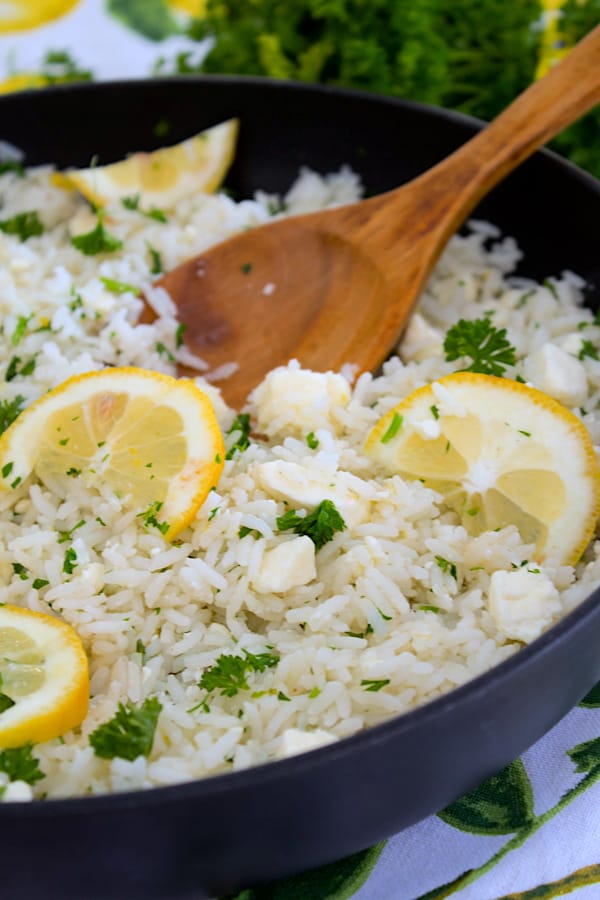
<box><xmin>0</xmin><ymin>604</ymin><xmax>88</xmax><ymax>749</ymax></box>
<box><xmin>0</xmin><ymin>367</ymin><xmax>225</xmax><ymax>540</ymax></box>
<box><xmin>365</xmin><ymin>372</ymin><xmax>600</xmax><ymax>565</ymax></box>
<box><xmin>55</xmin><ymin>118</ymin><xmax>239</xmax><ymax>209</ymax></box>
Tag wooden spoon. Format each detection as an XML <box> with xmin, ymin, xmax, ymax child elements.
<box><xmin>159</xmin><ymin>25</ymin><xmax>600</xmax><ymax>409</ymax></box>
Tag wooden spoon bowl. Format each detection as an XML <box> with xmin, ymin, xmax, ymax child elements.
<box><xmin>159</xmin><ymin>26</ymin><xmax>600</xmax><ymax>409</ymax></box>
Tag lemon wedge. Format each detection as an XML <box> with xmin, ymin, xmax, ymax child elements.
<box><xmin>0</xmin><ymin>367</ymin><xmax>225</xmax><ymax>539</ymax></box>
<box><xmin>0</xmin><ymin>604</ymin><xmax>88</xmax><ymax>748</ymax></box>
<box><xmin>55</xmin><ymin>118</ymin><xmax>239</xmax><ymax>209</ymax></box>
<box><xmin>365</xmin><ymin>372</ymin><xmax>600</xmax><ymax>564</ymax></box>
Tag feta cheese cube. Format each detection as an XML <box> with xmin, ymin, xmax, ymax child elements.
<box><xmin>523</xmin><ymin>343</ymin><xmax>587</xmax><ymax>406</ymax></box>
<box><xmin>400</xmin><ymin>313</ymin><xmax>444</xmax><ymax>362</ymax></box>
<box><xmin>256</xmin><ymin>459</ymin><xmax>369</xmax><ymax>527</ymax></box>
<box><xmin>252</xmin><ymin>535</ymin><xmax>316</xmax><ymax>593</ymax></box>
<box><xmin>278</xmin><ymin>727</ymin><xmax>337</xmax><ymax>757</ymax></box>
<box><xmin>487</xmin><ymin>569</ymin><xmax>561</xmax><ymax>643</ymax></box>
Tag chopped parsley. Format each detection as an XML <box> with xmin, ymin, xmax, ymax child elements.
<box><xmin>122</xmin><ymin>193</ymin><xmax>167</xmax><ymax>223</ymax></box>
<box><xmin>175</xmin><ymin>323</ymin><xmax>187</xmax><ymax>348</ymax></box>
<box><xmin>62</xmin><ymin>547</ymin><xmax>78</xmax><ymax>574</ymax></box>
<box><xmin>0</xmin><ymin>395</ymin><xmax>24</xmax><ymax>434</ymax></box>
<box><xmin>238</xmin><ymin>525</ymin><xmax>263</xmax><ymax>539</ymax></box>
<box><xmin>10</xmin><ymin>315</ymin><xmax>32</xmax><ymax>346</ymax></box>
<box><xmin>225</xmin><ymin>413</ymin><xmax>252</xmax><ymax>459</ymax></box>
<box><xmin>100</xmin><ymin>276</ymin><xmax>140</xmax><ymax>296</ymax></box>
<box><xmin>241</xmin><ymin>262</ymin><xmax>253</xmax><ymax>274</ymax></box>
<box><xmin>419</xmin><ymin>604</ymin><xmax>441</xmax><ymax>613</ymax></box>
<box><xmin>306</xmin><ymin>431</ymin><xmax>319</xmax><ymax>449</ymax></box>
<box><xmin>579</xmin><ymin>339</ymin><xmax>598</xmax><ymax>361</ymax></box>
<box><xmin>0</xmin><ymin>674</ymin><xmax>15</xmax><ymax>714</ymax></box>
<box><xmin>12</xmin><ymin>562</ymin><xmax>28</xmax><ymax>581</ymax></box>
<box><xmin>444</xmin><ymin>317</ymin><xmax>517</xmax><ymax>376</ymax></box>
<box><xmin>430</xmin><ymin>404</ymin><xmax>440</xmax><ymax>420</ymax></box>
<box><xmin>58</xmin><ymin>520</ymin><xmax>85</xmax><ymax>544</ymax></box>
<box><xmin>71</xmin><ymin>212</ymin><xmax>123</xmax><ymax>256</ymax></box>
<box><xmin>435</xmin><ymin>555</ymin><xmax>457</xmax><ymax>579</ymax></box>
<box><xmin>89</xmin><ymin>697</ymin><xmax>162</xmax><ymax>761</ymax></box>
<box><xmin>380</xmin><ymin>411</ymin><xmax>403</xmax><ymax>444</ymax></box>
<box><xmin>0</xmin><ymin>211</ymin><xmax>44</xmax><ymax>241</ymax></box>
<box><xmin>0</xmin><ymin>743</ymin><xmax>45</xmax><ymax>784</ymax></box>
<box><xmin>32</xmin><ymin>578</ymin><xmax>49</xmax><ymax>590</ymax></box>
<box><xmin>276</xmin><ymin>499</ymin><xmax>346</xmax><ymax>550</ymax></box>
<box><xmin>147</xmin><ymin>242</ymin><xmax>163</xmax><ymax>274</ymax></box>
<box><xmin>137</xmin><ymin>500</ymin><xmax>169</xmax><ymax>535</ymax></box>
<box><xmin>0</xmin><ymin>160</ymin><xmax>24</xmax><ymax>177</ymax></box>
<box><xmin>198</xmin><ymin>649</ymin><xmax>280</xmax><ymax>698</ymax></box>
<box><xmin>5</xmin><ymin>355</ymin><xmax>36</xmax><ymax>381</ymax></box>
<box><xmin>361</xmin><ymin>679</ymin><xmax>390</xmax><ymax>692</ymax></box>
<box><xmin>155</xmin><ymin>341</ymin><xmax>175</xmax><ymax>361</ymax></box>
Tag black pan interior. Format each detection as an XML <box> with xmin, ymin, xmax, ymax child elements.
<box><xmin>0</xmin><ymin>77</ymin><xmax>599</xmax><ymax>900</ymax></box>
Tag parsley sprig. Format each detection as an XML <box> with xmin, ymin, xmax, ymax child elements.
<box><xmin>0</xmin><ymin>211</ymin><xmax>44</xmax><ymax>242</ymax></box>
<box><xmin>89</xmin><ymin>697</ymin><xmax>162</xmax><ymax>761</ymax></box>
<box><xmin>71</xmin><ymin>211</ymin><xmax>123</xmax><ymax>256</ymax></box>
<box><xmin>443</xmin><ymin>317</ymin><xmax>517</xmax><ymax>376</ymax></box>
<box><xmin>225</xmin><ymin>413</ymin><xmax>252</xmax><ymax>459</ymax></box>
<box><xmin>0</xmin><ymin>743</ymin><xmax>45</xmax><ymax>784</ymax></box>
<box><xmin>198</xmin><ymin>650</ymin><xmax>280</xmax><ymax>698</ymax></box>
<box><xmin>0</xmin><ymin>395</ymin><xmax>24</xmax><ymax>435</ymax></box>
<box><xmin>276</xmin><ymin>499</ymin><xmax>346</xmax><ymax>550</ymax></box>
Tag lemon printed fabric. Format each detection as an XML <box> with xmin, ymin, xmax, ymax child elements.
<box><xmin>1</xmin><ymin>2</ymin><xmax>600</xmax><ymax>899</ymax></box>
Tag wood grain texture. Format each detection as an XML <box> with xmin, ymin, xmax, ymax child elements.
<box><xmin>159</xmin><ymin>25</ymin><xmax>600</xmax><ymax>409</ymax></box>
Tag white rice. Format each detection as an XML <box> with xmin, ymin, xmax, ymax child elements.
<box><xmin>0</xmin><ymin>163</ymin><xmax>599</xmax><ymax>800</ymax></box>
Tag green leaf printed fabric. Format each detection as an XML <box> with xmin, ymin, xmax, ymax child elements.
<box><xmin>224</xmin><ymin>843</ymin><xmax>384</xmax><ymax>900</ymax></box>
<box><xmin>579</xmin><ymin>680</ymin><xmax>600</xmax><ymax>708</ymax></box>
<box><xmin>438</xmin><ymin>759</ymin><xmax>534</xmax><ymax>835</ymax></box>
<box><xmin>107</xmin><ymin>0</ymin><xmax>179</xmax><ymax>42</ymax></box>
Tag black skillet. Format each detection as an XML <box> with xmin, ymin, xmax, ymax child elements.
<box><xmin>0</xmin><ymin>77</ymin><xmax>599</xmax><ymax>900</ymax></box>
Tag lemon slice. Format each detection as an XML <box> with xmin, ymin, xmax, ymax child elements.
<box><xmin>55</xmin><ymin>118</ymin><xmax>239</xmax><ymax>209</ymax></box>
<box><xmin>0</xmin><ymin>367</ymin><xmax>225</xmax><ymax>539</ymax></box>
<box><xmin>0</xmin><ymin>604</ymin><xmax>88</xmax><ymax>748</ymax></box>
<box><xmin>365</xmin><ymin>372</ymin><xmax>600</xmax><ymax>564</ymax></box>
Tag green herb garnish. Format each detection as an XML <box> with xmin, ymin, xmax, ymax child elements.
<box><xmin>435</xmin><ymin>555</ymin><xmax>457</xmax><ymax>579</ymax></box>
<box><xmin>380</xmin><ymin>411</ymin><xmax>403</xmax><ymax>444</ymax></box>
<box><xmin>444</xmin><ymin>317</ymin><xmax>517</xmax><ymax>376</ymax></box>
<box><xmin>306</xmin><ymin>431</ymin><xmax>319</xmax><ymax>449</ymax></box>
<box><xmin>198</xmin><ymin>650</ymin><xmax>280</xmax><ymax>698</ymax></box>
<box><xmin>0</xmin><ymin>211</ymin><xmax>44</xmax><ymax>241</ymax></box>
<box><xmin>62</xmin><ymin>547</ymin><xmax>78</xmax><ymax>574</ymax></box>
<box><xmin>0</xmin><ymin>395</ymin><xmax>24</xmax><ymax>434</ymax></box>
<box><xmin>276</xmin><ymin>499</ymin><xmax>346</xmax><ymax>550</ymax></box>
<box><xmin>0</xmin><ymin>743</ymin><xmax>44</xmax><ymax>784</ymax></box>
<box><xmin>89</xmin><ymin>697</ymin><xmax>162</xmax><ymax>761</ymax></box>
<box><xmin>225</xmin><ymin>413</ymin><xmax>252</xmax><ymax>459</ymax></box>
<box><xmin>137</xmin><ymin>500</ymin><xmax>169</xmax><ymax>535</ymax></box>
<box><xmin>361</xmin><ymin>679</ymin><xmax>391</xmax><ymax>692</ymax></box>
<box><xmin>100</xmin><ymin>276</ymin><xmax>140</xmax><ymax>296</ymax></box>
<box><xmin>71</xmin><ymin>212</ymin><xmax>123</xmax><ymax>256</ymax></box>
<box><xmin>0</xmin><ymin>674</ymin><xmax>15</xmax><ymax>714</ymax></box>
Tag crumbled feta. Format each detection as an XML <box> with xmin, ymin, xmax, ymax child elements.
<box><xmin>256</xmin><ymin>459</ymin><xmax>369</xmax><ymax>527</ymax></box>
<box><xmin>1</xmin><ymin>781</ymin><xmax>33</xmax><ymax>802</ymax></box>
<box><xmin>251</xmin><ymin>362</ymin><xmax>350</xmax><ymax>437</ymax></box>
<box><xmin>278</xmin><ymin>727</ymin><xmax>337</xmax><ymax>758</ymax></box>
<box><xmin>400</xmin><ymin>313</ymin><xmax>444</xmax><ymax>362</ymax></box>
<box><xmin>252</xmin><ymin>535</ymin><xmax>316</xmax><ymax>593</ymax></box>
<box><xmin>523</xmin><ymin>343</ymin><xmax>588</xmax><ymax>406</ymax></box>
<box><xmin>487</xmin><ymin>569</ymin><xmax>561</xmax><ymax>642</ymax></box>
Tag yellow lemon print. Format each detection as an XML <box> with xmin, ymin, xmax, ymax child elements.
<box><xmin>167</xmin><ymin>0</ymin><xmax>206</xmax><ymax>14</ymax></box>
<box><xmin>0</xmin><ymin>0</ymin><xmax>79</xmax><ymax>33</ymax></box>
